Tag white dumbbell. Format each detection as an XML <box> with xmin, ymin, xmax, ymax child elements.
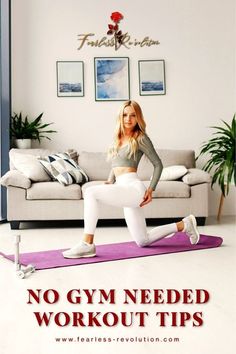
<box><xmin>16</xmin><ymin>264</ymin><xmax>36</xmax><ymax>279</ymax></box>
<box><xmin>14</xmin><ymin>234</ymin><xmax>21</xmax><ymax>271</ymax></box>
<box><xmin>14</xmin><ymin>235</ymin><xmax>36</xmax><ymax>279</ymax></box>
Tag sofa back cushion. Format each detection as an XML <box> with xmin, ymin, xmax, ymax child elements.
<box><xmin>79</xmin><ymin>149</ymin><xmax>195</xmax><ymax>181</ymax></box>
<box><xmin>138</xmin><ymin>149</ymin><xmax>195</xmax><ymax>180</ymax></box>
<box><xmin>9</xmin><ymin>148</ymin><xmax>195</xmax><ymax>182</ymax></box>
<box><xmin>10</xmin><ymin>149</ymin><xmax>58</xmax><ymax>170</ymax></box>
<box><xmin>159</xmin><ymin>149</ymin><xmax>195</xmax><ymax>168</ymax></box>
<box><xmin>9</xmin><ymin>148</ymin><xmax>78</xmax><ymax>170</ymax></box>
<box><xmin>79</xmin><ymin>151</ymin><xmax>111</xmax><ymax>181</ymax></box>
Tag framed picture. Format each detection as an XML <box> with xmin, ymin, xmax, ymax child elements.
<box><xmin>56</xmin><ymin>61</ymin><xmax>84</xmax><ymax>97</ymax></box>
<box><xmin>94</xmin><ymin>57</ymin><xmax>130</xmax><ymax>101</ymax></box>
<box><xmin>138</xmin><ymin>60</ymin><xmax>166</xmax><ymax>95</ymax></box>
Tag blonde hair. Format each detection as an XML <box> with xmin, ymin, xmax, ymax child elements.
<box><xmin>108</xmin><ymin>101</ymin><xmax>146</xmax><ymax>160</ymax></box>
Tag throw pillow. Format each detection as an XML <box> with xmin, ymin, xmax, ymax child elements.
<box><xmin>182</xmin><ymin>168</ymin><xmax>211</xmax><ymax>185</ymax></box>
<box><xmin>10</xmin><ymin>153</ymin><xmax>51</xmax><ymax>182</ymax></box>
<box><xmin>0</xmin><ymin>170</ymin><xmax>31</xmax><ymax>189</ymax></box>
<box><xmin>38</xmin><ymin>153</ymin><xmax>89</xmax><ymax>186</ymax></box>
<box><xmin>160</xmin><ymin>165</ymin><xmax>188</xmax><ymax>181</ymax></box>
<box><xmin>66</xmin><ymin>148</ymin><xmax>78</xmax><ymax>163</ymax></box>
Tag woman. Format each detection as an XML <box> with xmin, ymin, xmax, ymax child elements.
<box><xmin>63</xmin><ymin>101</ymin><xmax>200</xmax><ymax>259</ymax></box>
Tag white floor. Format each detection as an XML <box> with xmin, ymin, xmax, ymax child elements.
<box><xmin>0</xmin><ymin>216</ymin><xmax>235</xmax><ymax>354</ymax></box>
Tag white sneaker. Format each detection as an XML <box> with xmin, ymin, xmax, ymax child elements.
<box><xmin>182</xmin><ymin>215</ymin><xmax>200</xmax><ymax>245</ymax></box>
<box><xmin>62</xmin><ymin>241</ymin><xmax>96</xmax><ymax>259</ymax></box>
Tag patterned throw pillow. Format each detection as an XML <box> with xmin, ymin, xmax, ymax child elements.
<box><xmin>38</xmin><ymin>153</ymin><xmax>89</xmax><ymax>186</ymax></box>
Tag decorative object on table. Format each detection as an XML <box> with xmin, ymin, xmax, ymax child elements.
<box><xmin>10</xmin><ymin>112</ymin><xmax>57</xmax><ymax>148</ymax></box>
<box><xmin>107</xmin><ymin>11</ymin><xmax>124</xmax><ymax>51</ymax></box>
<box><xmin>197</xmin><ymin>114</ymin><xmax>236</xmax><ymax>220</ymax></box>
<box><xmin>138</xmin><ymin>60</ymin><xmax>166</xmax><ymax>95</ymax></box>
<box><xmin>56</xmin><ymin>61</ymin><xmax>84</xmax><ymax>97</ymax></box>
<box><xmin>94</xmin><ymin>57</ymin><xmax>130</xmax><ymax>101</ymax></box>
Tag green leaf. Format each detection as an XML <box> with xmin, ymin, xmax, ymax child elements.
<box><xmin>197</xmin><ymin>114</ymin><xmax>236</xmax><ymax>196</ymax></box>
<box><xmin>10</xmin><ymin>111</ymin><xmax>56</xmax><ymax>142</ymax></box>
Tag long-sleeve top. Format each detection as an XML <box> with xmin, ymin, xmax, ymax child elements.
<box><xmin>108</xmin><ymin>134</ymin><xmax>163</xmax><ymax>190</ymax></box>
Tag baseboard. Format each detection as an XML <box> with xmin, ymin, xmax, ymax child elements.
<box><xmin>8</xmin><ymin>217</ymin><xmax>207</xmax><ymax>229</ymax></box>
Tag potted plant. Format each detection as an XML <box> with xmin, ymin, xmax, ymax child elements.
<box><xmin>197</xmin><ymin>114</ymin><xmax>236</xmax><ymax>219</ymax></box>
<box><xmin>10</xmin><ymin>112</ymin><xmax>57</xmax><ymax>148</ymax></box>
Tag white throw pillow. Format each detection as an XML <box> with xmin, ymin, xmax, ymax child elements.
<box><xmin>10</xmin><ymin>153</ymin><xmax>51</xmax><ymax>182</ymax></box>
<box><xmin>0</xmin><ymin>170</ymin><xmax>31</xmax><ymax>189</ymax></box>
<box><xmin>182</xmin><ymin>168</ymin><xmax>211</xmax><ymax>185</ymax></box>
<box><xmin>160</xmin><ymin>165</ymin><xmax>188</xmax><ymax>181</ymax></box>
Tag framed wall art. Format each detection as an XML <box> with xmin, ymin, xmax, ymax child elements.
<box><xmin>56</xmin><ymin>61</ymin><xmax>84</xmax><ymax>97</ymax></box>
<box><xmin>94</xmin><ymin>57</ymin><xmax>130</xmax><ymax>101</ymax></box>
<box><xmin>138</xmin><ymin>60</ymin><xmax>166</xmax><ymax>95</ymax></box>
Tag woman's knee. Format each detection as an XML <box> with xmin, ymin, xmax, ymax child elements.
<box><xmin>135</xmin><ymin>237</ymin><xmax>149</xmax><ymax>247</ymax></box>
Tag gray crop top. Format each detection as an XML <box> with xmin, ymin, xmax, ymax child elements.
<box><xmin>108</xmin><ymin>134</ymin><xmax>163</xmax><ymax>190</ymax></box>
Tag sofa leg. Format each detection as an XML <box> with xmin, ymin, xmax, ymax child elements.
<box><xmin>10</xmin><ymin>221</ymin><xmax>20</xmax><ymax>230</ymax></box>
<box><xmin>196</xmin><ymin>217</ymin><xmax>206</xmax><ymax>226</ymax></box>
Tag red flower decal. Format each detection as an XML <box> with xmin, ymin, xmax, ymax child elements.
<box><xmin>107</xmin><ymin>11</ymin><xmax>124</xmax><ymax>50</ymax></box>
<box><xmin>110</xmin><ymin>12</ymin><xmax>123</xmax><ymax>23</ymax></box>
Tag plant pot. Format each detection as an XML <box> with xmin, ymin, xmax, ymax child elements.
<box><xmin>15</xmin><ymin>139</ymin><xmax>32</xmax><ymax>149</ymax></box>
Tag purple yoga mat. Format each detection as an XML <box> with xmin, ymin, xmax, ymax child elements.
<box><xmin>0</xmin><ymin>233</ymin><xmax>223</xmax><ymax>270</ymax></box>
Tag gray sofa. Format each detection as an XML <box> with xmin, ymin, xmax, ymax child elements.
<box><xmin>0</xmin><ymin>148</ymin><xmax>211</xmax><ymax>229</ymax></box>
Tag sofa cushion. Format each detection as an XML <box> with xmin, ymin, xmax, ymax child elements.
<box><xmin>158</xmin><ymin>149</ymin><xmax>195</xmax><ymax>168</ymax></box>
<box><xmin>81</xmin><ymin>180</ymin><xmax>190</xmax><ymax>199</ymax></box>
<box><xmin>26</xmin><ymin>181</ymin><xmax>82</xmax><ymax>200</ymax></box>
<box><xmin>138</xmin><ymin>149</ymin><xmax>195</xmax><ymax>180</ymax></box>
<box><xmin>10</xmin><ymin>148</ymin><xmax>58</xmax><ymax>170</ymax></box>
<box><xmin>38</xmin><ymin>153</ymin><xmax>89</xmax><ymax>186</ymax></box>
<box><xmin>182</xmin><ymin>168</ymin><xmax>211</xmax><ymax>185</ymax></box>
<box><xmin>79</xmin><ymin>149</ymin><xmax>195</xmax><ymax>182</ymax></box>
<box><xmin>0</xmin><ymin>170</ymin><xmax>31</xmax><ymax>189</ymax></box>
<box><xmin>9</xmin><ymin>152</ymin><xmax>51</xmax><ymax>182</ymax></box>
<box><xmin>79</xmin><ymin>152</ymin><xmax>112</xmax><ymax>181</ymax></box>
<box><xmin>143</xmin><ymin>181</ymin><xmax>190</xmax><ymax>198</ymax></box>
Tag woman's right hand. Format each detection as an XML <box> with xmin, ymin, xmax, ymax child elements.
<box><xmin>140</xmin><ymin>188</ymin><xmax>153</xmax><ymax>207</ymax></box>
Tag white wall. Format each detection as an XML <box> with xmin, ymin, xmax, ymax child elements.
<box><xmin>11</xmin><ymin>0</ymin><xmax>236</xmax><ymax>216</ymax></box>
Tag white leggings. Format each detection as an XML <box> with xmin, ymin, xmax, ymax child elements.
<box><xmin>84</xmin><ymin>172</ymin><xmax>178</xmax><ymax>247</ymax></box>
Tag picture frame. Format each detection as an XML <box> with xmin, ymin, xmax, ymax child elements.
<box><xmin>94</xmin><ymin>57</ymin><xmax>130</xmax><ymax>101</ymax></box>
<box><xmin>138</xmin><ymin>60</ymin><xmax>166</xmax><ymax>95</ymax></box>
<box><xmin>56</xmin><ymin>61</ymin><xmax>84</xmax><ymax>97</ymax></box>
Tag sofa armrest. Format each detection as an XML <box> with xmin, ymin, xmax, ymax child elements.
<box><xmin>0</xmin><ymin>170</ymin><xmax>31</xmax><ymax>189</ymax></box>
<box><xmin>182</xmin><ymin>168</ymin><xmax>211</xmax><ymax>185</ymax></box>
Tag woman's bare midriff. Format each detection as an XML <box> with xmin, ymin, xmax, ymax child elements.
<box><xmin>113</xmin><ymin>166</ymin><xmax>137</xmax><ymax>177</ymax></box>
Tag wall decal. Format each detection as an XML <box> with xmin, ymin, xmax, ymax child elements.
<box><xmin>107</xmin><ymin>12</ymin><xmax>124</xmax><ymax>51</ymax></box>
<box><xmin>77</xmin><ymin>12</ymin><xmax>160</xmax><ymax>51</ymax></box>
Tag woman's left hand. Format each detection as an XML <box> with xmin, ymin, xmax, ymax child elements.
<box><xmin>140</xmin><ymin>188</ymin><xmax>153</xmax><ymax>207</ymax></box>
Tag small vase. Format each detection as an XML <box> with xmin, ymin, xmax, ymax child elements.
<box><xmin>15</xmin><ymin>139</ymin><xmax>32</xmax><ymax>149</ymax></box>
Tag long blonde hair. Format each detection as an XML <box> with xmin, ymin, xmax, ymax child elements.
<box><xmin>108</xmin><ymin>101</ymin><xmax>146</xmax><ymax>160</ymax></box>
